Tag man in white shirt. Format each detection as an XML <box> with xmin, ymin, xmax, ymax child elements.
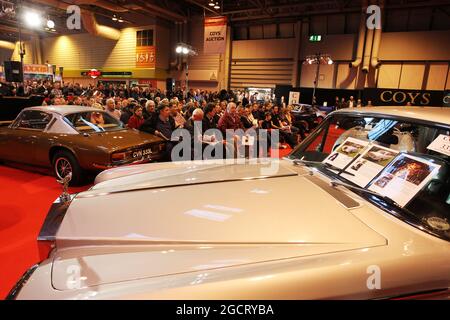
<box><xmin>105</xmin><ymin>98</ymin><xmax>121</xmax><ymax>119</ymax></box>
<box><xmin>348</xmin><ymin>96</ymin><xmax>355</xmax><ymax>108</ymax></box>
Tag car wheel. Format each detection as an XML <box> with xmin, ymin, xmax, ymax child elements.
<box><xmin>52</xmin><ymin>150</ymin><xmax>83</xmax><ymax>186</ymax></box>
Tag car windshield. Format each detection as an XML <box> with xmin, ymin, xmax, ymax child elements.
<box><xmin>289</xmin><ymin>111</ymin><xmax>450</xmax><ymax>241</ymax></box>
<box><xmin>64</xmin><ymin>111</ymin><xmax>124</xmax><ymax>133</ymax></box>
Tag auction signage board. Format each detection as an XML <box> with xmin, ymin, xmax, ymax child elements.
<box><xmin>204</xmin><ymin>16</ymin><xmax>227</xmax><ymax>54</ymax></box>
<box><xmin>138</xmin><ymin>79</ymin><xmax>157</xmax><ymax>87</ymax></box>
<box><xmin>363</xmin><ymin>88</ymin><xmax>444</xmax><ymax>106</ymax></box>
<box><xmin>23</xmin><ymin>64</ymin><xmax>53</xmax><ymax>75</ymax></box>
<box><xmin>136</xmin><ymin>46</ymin><xmax>156</xmax><ymax>68</ymax></box>
<box><xmin>288</xmin><ymin>91</ymin><xmax>300</xmax><ymax>105</ymax></box>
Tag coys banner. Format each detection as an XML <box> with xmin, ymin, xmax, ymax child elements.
<box><xmin>204</xmin><ymin>17</ymin><xmax>227</xmax><ymax>54</ymax></box>
<box><xmin>363</xmin><ymin>88</ymin><xmax>444</xmax><ymax>106</ymax></box>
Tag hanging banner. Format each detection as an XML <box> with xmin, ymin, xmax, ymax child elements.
<box><xmin>136</xmin><ymin>46</ymin><xmax>156</xmax><ymax>68</ymax></box>
<box><xmin>204</xmin><ymin>16</ymin><xmax>227</xmax><ymax>54</ymax></box>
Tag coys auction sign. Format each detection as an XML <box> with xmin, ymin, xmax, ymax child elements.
<box><xmin>364</xmin><ymin>88</ymin><xmax>444</xmax><ymax>106</ymax></box>
<box><xmin>204</xmin><ymin>17</ymin><xmax>227</xmax><ymax>54</ymax></box>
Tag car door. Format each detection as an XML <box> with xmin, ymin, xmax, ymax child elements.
<box><xmin>1</xmin><ymin>110</ymin><xmax>53</xmax><ymax>164</ymax></box>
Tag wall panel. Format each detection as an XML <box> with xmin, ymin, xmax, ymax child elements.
<box><xmin>336</xmin><ymin>63</ymin><xmax>357</xmax><ymax>89</ymax></box>
<box><xmin>377</xmin><ymin>64</ymin><xmax>402</xmax><ymax>89</ymax></box>
<box><xmin>379</xmin><ymin>31</ymin><xmax>450</xmax><ymax>61</ymax></box>
<box><xmin>230</xmin><ymin>60</ymin><xmax>294</xmax><ymax>90</ymax></box>
<box><xmin>399</xmin><ymin>63</ymin><xmax>425</xmax><ymax>90</ymax></box>
<box><xmin>426</xmin><ymin>63</ymin><xmax>449</xmax><ymax>91</ymax></box>
<box><xmin>300</xmin><ymin>64</ymin><xmax>334</xmax><ymax>89</ymax></box>
<box><xmin>232</xmin><ymin>39</ymin><xmax>295</xmax><ymax>60</ymax></box>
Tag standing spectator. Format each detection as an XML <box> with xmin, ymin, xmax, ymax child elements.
<box><xmin>348</xmin><ymin>96</ymin><xmax>355</xmax><ymax>108</ymax></box>
<box><xmin>356</xmin><ymin>99</ymin><xmax>363</xmax><ymax>108</ymax></box>
<box><xmin>127</xmin><ymin>105</ymin><xmax>145</xmax><ymax>130</ymax></box>
<box><xmin>334</xmin><ymin>96</ymin><xmax>341</xmax><ymax>110</ymax></box>
<box><xmin>340</xmin><ymin>97</ymin><xmax>348</xmax><ymax>108</ymax></box>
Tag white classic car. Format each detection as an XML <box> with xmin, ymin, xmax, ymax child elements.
<box><xmin>8</xmin><ymin>107</ymin><xmax>450</xmax><ymax>300</ymax></box>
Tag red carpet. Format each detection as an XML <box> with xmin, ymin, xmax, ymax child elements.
<box><xmin>0</xmin><ymin>165</ymin><xmax>89</xmax><ymax>299</ymax></box>
<box><xmin>0</xmin><ymin>148</ymin><xmax>291</xmax><ymax>299</ymax></box>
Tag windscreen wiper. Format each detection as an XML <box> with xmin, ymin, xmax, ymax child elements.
<box><xmin>330</xmin><ymin>180</ymin><xmax>401</xmax><ymax>208</ymax></box>
<box><xmin>293</xmin><ymin>159</ymin><xmax>355</xmax><ymax>176</ymax></box>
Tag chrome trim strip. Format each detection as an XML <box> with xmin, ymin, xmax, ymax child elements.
<box><xmin>6</xmin><ymin>264</ymin><xmax>39</xmax><ymax>300</ymax></box>
<box><xmin>78</xmin><ymin>172</ymin><xmax>299</xmax><ymax>199</ymax></box>
<box><xmin>305</xmin><ymin>175</ymin><xmax>361</xmax><ymax>209</ymax></box>
<box><xmin>38</xmin><ymin>196</ymin><xmax>74</xmax><ymax>241</ymax></box>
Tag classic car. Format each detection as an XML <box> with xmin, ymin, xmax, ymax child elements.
<box><xmin>0</xmin><ymin>106</ymin><xmax>165</xmax><ymax>185</ymax></box>
<box><xmin>291</xmin><ymin>103</ymin><xmax>328</xmax><ymax>129</ymax></box>
<box><xmin>9</xmin><ymin>107</ymin><xmax>450</xmax><ymax>299</ymax></box>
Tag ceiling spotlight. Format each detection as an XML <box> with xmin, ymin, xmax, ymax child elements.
<box><xmin>328</xmin><ymin>59</ymin><xmax>333</xmax><ymax>65</ymax></box>
<box><xmin>112</xmin><ymin>15</ymin><xmax>117</xmax><ymax>21</ymax></box>
<box><xmin>208</xmin><ymin>0</ymin><xmax>215</xmax><ymax>6</ymax></box>
<box><xmin>182</xmin><ymin>47</ymin><xmax>189</xmax><ymax>54</ymax></box>
<box><xmin>176</xmin><ymin>46</ymin><xmax>183</xmax><ymax>53</ymax></box>
<box><xmin>24</xmin><ymin>11</ymin><xmax>42</xmax><ymax>28</ymax></box>
<box><xmin>46</xmin><ymin>19</ymin><xmax>55</xmax><ymax>29</ymax></box>
<box><xmin>214</xmin><ymin>2</ymin><xmax>220</xmax><ymax>9</ymax></box>
<box><xmin>118</xmin><ymin>17</ymin><xmax>123</xmax><ymax>23</ymax></box>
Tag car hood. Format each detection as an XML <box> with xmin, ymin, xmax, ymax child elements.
<box><xmin>80</xmin><ymin>129</ymin><xmax>163</xmax><ymax>151</ymax></box>
<box><xmin>51</xmin><ymin>160</ymin><xmax>387</xmax><ymax>291</ymax></box>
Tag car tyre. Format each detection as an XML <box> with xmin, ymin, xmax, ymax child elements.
<box><xmin>52</xmin><ymin>150</ymin><xmax>83</xmax><ymax>186</ymax></box>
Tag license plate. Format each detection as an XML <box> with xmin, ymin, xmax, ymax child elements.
<box><xmin>132</xmin><ymin>148</ymin><xmax>152</xmax><ymax>159</ymax></box>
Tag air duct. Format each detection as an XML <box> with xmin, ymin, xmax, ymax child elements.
<box><xmin>350</xmin><ymin>0</ymin><xmax>368</xmax><ymax>68</ymax></box>
<box><xmin>370</xmin><ymin>0</ymin><xmax>383</xmax><ymax>68</ymax></box>
<box><xmin>74</xmin><ymin>0</ymin><xmax>128</xmax><ymax>13</ymax></box>
<box><xmin>80</xmin><ymin>10</ymin><xmax>121</xmax><ymax>40</ymax></box>
<box><xmin>30</xmin><ymin>0</ymin><xmax>121</xmax><ymax>40</ymax></box>
<box><xmin>362</xmin><ymin>0</ymin><xmax>376</xmax><ymax>73</ymax></box>
<box><xmin>0</xmin><ymin>40</ymin><xmax>16</xmax><ymax>50</ymax></box>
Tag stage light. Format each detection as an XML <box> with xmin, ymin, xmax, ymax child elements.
<box><xmin>328</xmin><ymin>58</ymin><xmax>333</xmax><ymax>65</ymax></box>
<box><xmin>214</xmin><ymin>2</ymin><xmax>220</xmax><ymax>9</ymax></box>
<box><xmin>182</xmin><ymin>47</ymin><xmax>189</xmax><ymax>54</ymax></box>
<box><xmin>208</xmin><ymin>0</ymin><xmax>215</xmax><ymax>6</ymax></box>
<box><xmin>176</xmin><ymin>46</ymin><xmax>183</xmax><ymax>53</ymax></box>
<box><xmin>46</xmin><ymin>19</ymin><xmax>55</xmax><ymax>29</ymax></box>
<box><xmin>24</xmin><ymin>11</ymin><xmax>42</xmax><ymax>28</ymax></box>
<box><xmin>118</xmin><ymin>17</ymin><xmax>123</xmax><ymax>23</ymax></box>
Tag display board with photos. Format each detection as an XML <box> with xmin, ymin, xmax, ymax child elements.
<box><xmin>322</xmin><ymin>137</ymin><xmax>441</xmax><ymax>208</ymax></box>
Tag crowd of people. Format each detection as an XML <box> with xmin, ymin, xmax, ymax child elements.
<box><xmin>1</xmin><ymin>79</ymin><xmax>376</xmax><ymax>160</ymax></box>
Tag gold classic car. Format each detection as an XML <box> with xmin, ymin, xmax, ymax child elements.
<box><xmin>8</xmin><ymin>107</ymin><xmax>450</xmax><ymax>299</ymax></box>
<box><xmin>0</xmin><ymin>106</ymin><xmax>165</xmax><ymax>185</ymax></box>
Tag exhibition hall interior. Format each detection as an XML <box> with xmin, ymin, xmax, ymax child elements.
<box><xmin>0</xmin><ymin>0</ymin><xmax>449</xmax><ymax>301</ymax></box>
